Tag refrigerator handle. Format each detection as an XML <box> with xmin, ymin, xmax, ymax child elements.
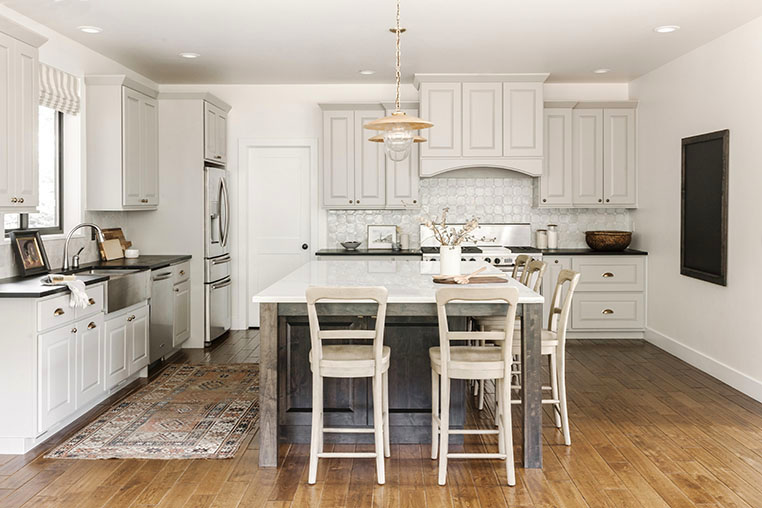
<box><xmin>220</xmin><ymin>176</ymin><xmax>231</xmax><ymax>248</ymax></box>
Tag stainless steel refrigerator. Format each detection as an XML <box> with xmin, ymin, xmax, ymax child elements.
<box><xmin>204</xmin><ymin>166</ymin><xmax>232</xmax><ymax>345</ymax></box>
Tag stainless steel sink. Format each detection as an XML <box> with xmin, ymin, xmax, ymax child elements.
<box><xmin>79</xmin><ymin>268</ymin><xmax>151</xmax><ymax>314</ymax></box>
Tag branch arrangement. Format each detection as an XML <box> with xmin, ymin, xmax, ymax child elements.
<box><xmin>421</xmin><ymin>208</ymin><xmax>488</xmax><ymax>247</ymax></box>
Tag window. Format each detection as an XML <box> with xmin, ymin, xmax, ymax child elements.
<box><xmin>4</xmin><ymin>106</ymin><xmax>64</xmax><ymax>236</ymax></box>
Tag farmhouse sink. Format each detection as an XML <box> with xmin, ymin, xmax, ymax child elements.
<box><xmin>78</xmin><ymin>268</ymin><xmax>150</xmax><ymax>314</ymax></box>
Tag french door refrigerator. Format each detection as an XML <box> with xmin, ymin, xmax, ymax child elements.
<box><xmin>204</xmin><ymin>166</ymin><xmax>232</xmax><ymax>345</ymax></box>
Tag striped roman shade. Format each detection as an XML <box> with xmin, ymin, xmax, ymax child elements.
<box><xmin>39</xmin><ymin>63</ymin><xmax>80</xmax><ymax>115</ymax></box>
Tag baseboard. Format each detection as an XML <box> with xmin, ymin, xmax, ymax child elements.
<box><xmin>645</xmin><ymin>327</ymin><xmax>762</xmax><ymax>403</ymax></box>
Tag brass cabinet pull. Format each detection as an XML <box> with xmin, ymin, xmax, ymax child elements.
<box><xmin>215</xmin><ymin>155</ymin><xmax>223</xmax><ymax>159</ymax></box>
<box><xmin>18</xmin><ymin>197</ymin><xmax>24</xmax><ymax>204</ymax></box>
<box><xmin>542</xmin><ymin>198</ymin><xmax>547</xmax><ymax>203</ymax></box>
<box><xmin>10</xmin><ymin>197</ymin><xmax>17</xmax><ymax>203</ymax></box>
<box><xmin>54</xmin><ymin>308</ymin><xmax>65</xmax><ymax>316</ymax></box>
<box><xmin>602</xmin><ymin>272</ymin><xmax>614</xmax><ymax>278</ymax></box>
<box><xmin>87</xmin><ymin>322</ymin><xmax>97</xmax><ymax>329</ymax></box>
<box><xmin>602</xmin><ymin>309</ymin><xmax>614</xmax><ymax>315</ymax></box>
<box><xmin>88</xmin><ymin>298</ymin><xmax>96</xmax><ymax>306</ymax></box>
<box><xmin>71</xmin><ymin>327</ymin><xmax>77</xmax><ymax>334</ymax></box>
<box><xmin>127</xmin><ymin>315</ymin><xmax>135</xmax><ymax>322</ymax></box>
<box><xmin>554</xmin><ymin>260</ymin><xmax>559</xmax><ymax>264</ymax></box>
<box><xmin>179</xmin><ymin>270</ymin><xmax>185</xmax><ymax>276</ymax></box>
<box><xmin>348</xmin><ymin>200</ymin><xmax>353</xmax><ymax>204</ymax></box>
<box><xmin>174</xmin><ymin>288</ymin><xmax>179</xmax><ymax>293</ymax></box>
<box><xmin>413</xmin><ymin>200</ymin><xmax>417</xmax><ymax>204</ymax></box>
<box><xmin>598</xmin><ymin>198</ymin><xmax>603</xmax><ymax>203</ymax></box>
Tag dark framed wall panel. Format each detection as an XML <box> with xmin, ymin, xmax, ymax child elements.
<box><xmin>680</xmin><ymin>129</ymin><xmax>729</xmax><ymax>286</ymax></box>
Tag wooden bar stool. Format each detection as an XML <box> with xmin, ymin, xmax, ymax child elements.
<box><xmin>430</xmin><ymin>286</ymin><xmax>519</xmax><ymax>486</ymax></box>
<box><xmin>306</xmin><ymin>286</ymin><xmax>390</xmax><ymax>485</ymax></box>
<box><xmin>511</xmin><ymin>254</ymin><xmax>532</xmax><ymax>280</ymax></box>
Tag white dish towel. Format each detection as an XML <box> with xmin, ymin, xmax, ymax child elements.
<box><xmin>66</xmin><ymin>279</ymin><xmax>89</xmax><ymax>309</ymax></box>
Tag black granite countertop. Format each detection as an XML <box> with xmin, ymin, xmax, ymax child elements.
<box><xmin>0</xmin><ymin>254</ymin><xmax>191</xmax><ymax>298</ymax></box>
<box><xmin>316</xmin><ymin>249</ymin><xmax>422</xmax><ymax>256</ymax></box>
<box><xmin>541</xmin><ymin>248</ymin><xmax>648</xmax><ymax>256</ymax></box>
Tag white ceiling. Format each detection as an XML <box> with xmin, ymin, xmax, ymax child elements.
<box><xmin>6</xmin><ymin>0</ymin><xmax>762</xmax><ymax>84</ymax></box>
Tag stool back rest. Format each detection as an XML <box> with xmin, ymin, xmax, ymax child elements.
<box><xmin>520</xmin><ymin>259</ymin><xmax>547</xmax><ymax>293</ymax></box>
<box><xmin>547</xmin><ymin>270</ymin><xmax>580</xmax><ymax>345</ymax></box>
<box><xmin>511</xmin><ymin>255</ymin><xmax>532</xmax><ymax>280</ymax></box>
<box><xmin>435</xmin><ymin>287</ymin><xmax>520</xmax><ymax>376</ymax></box>
<box><xmin>306</xmin><ymin>286</ymin><xmax>389</xmax><ymax>374</ymax></box>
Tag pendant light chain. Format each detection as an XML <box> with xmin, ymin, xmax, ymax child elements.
<box><xmin>394</xmin><ymin>0</ymin><xmax>401</xmax><ymax>112</ymax></box>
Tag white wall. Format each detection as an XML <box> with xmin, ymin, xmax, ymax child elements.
<box><xmin>630</xmin><ymin>16</ymin><xmax>762</xmax><ymax>401</ymax></box>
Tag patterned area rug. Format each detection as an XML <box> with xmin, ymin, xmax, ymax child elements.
<box><xmin>46</xmin><ymin>364</ymin><xmax>259</xmax><ymax>460</ymax></box>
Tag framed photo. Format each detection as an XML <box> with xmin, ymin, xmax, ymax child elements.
<box><xmin>367</xmin><ymin>225</ymin><xmax>397</xmax><ymax>249</ymax></box>
<box><xmin>10</xmin><ymin>231</ymin><xmax>51</xmax><ymax>277</ymax></box>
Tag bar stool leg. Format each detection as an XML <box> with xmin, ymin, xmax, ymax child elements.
<box><xmin>308</xmin><ymin>374</ymin><xmax>322</xmax><ymax>484</ymax></box>
<box><xmin>383</xmin><ymin>370</ymin><xmax>391</xmax><ymax>458</ymax></box>
<box><xmin>549</xmin><ymin>351</ymin><xmax>561</xmax><ymax>429</ymax></box>
<box><xmin>497</xmin><ymin>378</ymin><xmax>505</xmax><ymax>456</ymax></box>
<box><xmin>500</xmin><ymin>373</ymin><xmax>516</xmax><ymax>486</ymax></box>
<box><xmin>431</xmin><ymin>370</ymin><xmax>439</xmax><ymax>460</ymax></box>
<box><xmin>372</xmin><ymin>373</ymin><xmax>386</xmax><ymax>484</ymax></box>
<box><xmin>437</xmin><ymin>377</ymin><xmax>451</xmax><ymax>486</ymax></box>
<box><xmin>558</xmin><ymin>352</ymin><xmax>571</xmax><ymax>446</ymax></box>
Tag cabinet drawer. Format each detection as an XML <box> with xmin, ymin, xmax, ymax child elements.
<box><xmin>572</xmin><ymin>257</ymin><xmax>644</xmax><ymax>292</ymax></box>
<box><xmin>572</xmin><ymin>293</ymin><xmax>644</xmax><ymax>330</ymax></box>
<box><xmin>173</xmin><ymin>261</ymin><xmax>190</xmax><ymax>284</ymax></box>
<box><xmin>37</xmin><ymin>294</ymin><xmax>74</xmax><ymax>332</ymax></box>
<box><xmin>76</xmin><ymin>284</ymin><xmax>105</xmax><ymax>319</ymax></box>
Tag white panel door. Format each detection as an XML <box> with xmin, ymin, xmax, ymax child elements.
<box><xmin>572</xmin><ymin>109</ymin><xmax>604</xmax><ymax>205</ymax></box>
<box><xmin>0</xmin><ymin>33</ymin><xmax>13</xmax><ymax>208</ymax></box>
<box><xmin>540</xmin><ymin>108</ymin><xmax>573</xmax><ymax>206</ymax></box>
<box><xmin>129</xmin><ymin>304</ymin><xmax>149</xmax><ymax>375</ymax></box>
<box><xmin>76</xmin><ymin>314</ymin><xmax>104</xmax><ymax>408</ymax></box>
<box><xmin>420</xmin><ymin>82</ymin><xmax>461</xmax><ymax>157</ymax></box>
<box><xmin>38</xmin><ymin>325</ymin><xmax>76</xmax><ymax>433</ymax></box>
<box><xmin>386</xmin><ymin>108</ymin><xmax>420</xmax><ymax>207</ymax></box>
<box><xmin>13</xmin><ymin>40</ymin><xmax>38</xmax><ymax>209</ymax></box>
<box><xmin>140</xmin><ymin>96</ymin><xmax>159</xmax><ymax>206</ymax></box>
<box><xmin>462</xmin><ymin>83</ymin><xmax>502</xmax><ymax>157</ymax></box>
<box><xmin>603</xmin><ymin>109</ymin><xmax>637</xmax><ymax>206</ymax></box>
<box><xmin>354</xmin><ymin>110</ymin><xmax>385</xmax><ymax>206</ymax></box>
<box><xmin>503</xmin><ymin>83</ymin><xmax>542</xmax><ymax>157</ymax></box>
<box><xmin>542</xmin><ymin>256</ymin><xmax>572</xmax><ymax>327</ymax></box>
<box><xmin>323</xmin><ymin>110</ymin><xmax>354</xmax><ymax>206</ymax></box>
<box><xmin>173</xmin><ymin>280</ymin><xmax>191</xmax><ymax>347</ymax></box>
<box><xmin>204</xmin><ymin>102</ymin><xmax>218</xmax><ymax>162</ymax></box>
<box><xmin>216</xmin><ymin>109</ymin><xmax>227</xmax><ymax>165</ymax></box>
<box><xmin>122</xmin><ymin>88</ymin><xmax>143</xmax><ymax>207</ymax></box>
<box><xmin>105</xmin><ymin>314</ymin><xmax>129</xmax><ymax>389</ymax></box>
<box><xmin>248</xmin><ymin>145</ymin><xmax>312</xmax><ymax>327</ymax></box>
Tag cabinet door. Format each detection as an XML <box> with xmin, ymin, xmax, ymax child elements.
<box><xmin>540</xmin><ymin>108</ymin><xmax>573</xmax><ymax>206</ymax></box>
<box><xmin>216</xmin><ymin>109</ymin><xmax>227</xmax><ymax>164</ymax></box>
<box><xmin>323</xmin><ymin>110</ymin><xmax>355</xmax><ymax>206</ymax></box>
<box><xmin>122</xmin><ymin>88</ymin><xmax>143</xmax><ymax>207</ymax></box>
<box><xmin>38</xmin><ymin>325</ymin><xmax>76</xmax><ymax>433</ymax></box>
<box><xmin>76</xmin><ymin>314</ymin><xmax>104</xmax><ymax>408</ymax></box>
<box><xmin>13</xmin><ymin>40</ymin><xmax>38</xmax><ymax>209</ymax></box>
<box><xmin>462</xmin><ymin>83</ymin><xmax>502</xmax><ymax>157</ymax></box>
<box><xmin>503</xmin><ymin>82</ymin><xmax>543</xmax><ymax>157</ymax></box>
<box><xmin>603</xmin><ymin>109</ymin><xmax>636</xmax><ymax>206</ymax></box>
<box><xmin>105</xmin><ymin>313</ymin><xmax>130</xmax><ymax>389</ymax></box>
<box><xmin>173</xmin><ymin>280</ymin><xmax>191</xmax><ymax>347</ymax></box>
<box><xmin>353</xmin><ymin>110</ymin><xmax>385</xmax><ymax>206</ymax></box>
<box><xmin>542</xmin><ymin>256</ymin><xmax>572</xmax><ymax>327</ymax></box>
<box><xmin>140</xmin><ymin>96</ymin><xmax>159</xmax><ymax>206</ymax></box>
<box><xmin>0</xmin><ymin>33</ymin><xmax>13</xmax><ymax>208</ymax></box>
<box><xmin>572</xmin><ymin>109</ymin><xmax>604</xmax><ymax>205</ymax></box>
<box><xmin>204</xmin><ymin>102</ymin><xmax>218</xmax><ymax>162</ymax></box>
<box><xmin>129</xmin><ymin>304</ymin><xmax>149</xmax><ymax>375</ymax></box>
<box><xmin>420</xmin><ymin>82</ymin><xmax>461</xmax><ymax>157</ymax></box>
<box><xmin>386</xmin><ymin>108</ymin><xmax>420</xmax><ymax>207</ymax></box>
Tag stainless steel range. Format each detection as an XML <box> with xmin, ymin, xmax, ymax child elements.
<box><xmin>420</xmin><ymin>223</ymin><xmax>542</xmax><ymax>272</ymax></box>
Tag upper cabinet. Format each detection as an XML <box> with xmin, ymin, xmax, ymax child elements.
<box><xmin>0</xmin><ymin>20</ymin><xmax>46</xmax><ymax>213</ymax></box>
<box><xmin>86</xmin><ymin>76</ymin><xmax>159</xmax><ymax>210</ymax></box>
<box><xmin>415</xmin><ymin>74</ymin><xmax>548</xmax><ymax>178</ymax></box>
<box><xmin>539</xmin><ymin>101</ymin><xmax>638</xmax><ymax>208</ymax></box>
<box><xmin>321</xmin><ymin>103</ymin><xmax>419</xmax><ymax>209</ymax></box>
<box><xmin>204</xmin><ymin>101</ymin><xmax>228</xmax><ymax>165</ymax></box>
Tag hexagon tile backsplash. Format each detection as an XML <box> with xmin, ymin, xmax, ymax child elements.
<box><xmin>326</xmin><ymin>176</ymin><xmax>632</xmax><ymax>249</ymax></box>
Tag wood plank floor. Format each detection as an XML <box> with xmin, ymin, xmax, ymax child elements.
<box><xmin>2</xmin><ymin>332</ymin><xmax>762</xmax><ymax>507</ymax></box>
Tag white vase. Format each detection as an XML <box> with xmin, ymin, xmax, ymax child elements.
<box><xmin>440</xmin><ymin>245</ymin><xmax>461</xmax><ymax>276</ymax></box>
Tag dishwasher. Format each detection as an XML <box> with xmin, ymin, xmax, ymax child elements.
<box><xmin>149</xmin><ymin>268</ymin><xmax>174</xmax><ymax>363</ymax></box>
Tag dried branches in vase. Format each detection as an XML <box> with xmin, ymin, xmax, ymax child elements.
<box><xmin>421</xmin><ymin>208</ymin><xmax>484</xmax><ymax>246</ymax></box>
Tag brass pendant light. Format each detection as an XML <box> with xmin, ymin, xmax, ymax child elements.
<box><xmin>364</xmin><ymin>0</ymin><xmax>433</xmax><ymax>162</ymax></box>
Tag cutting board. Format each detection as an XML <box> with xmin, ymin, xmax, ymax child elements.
<box><xmin>101</xmin><ymin>239</ymin><xmax>125</xmax><ymax>261</ymax></box>
<box><xmin>102</xmin><ymin>228</ymin><xmax>132</xmax><ymax>250</ymax></box>
<box><xmin>433</xmin><ymin>275</ymin><xmax>509</xmax><ymax>284</ymax></box>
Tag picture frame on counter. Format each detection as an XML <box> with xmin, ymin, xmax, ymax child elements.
<box><xmin>367</xmin><ymin>225</ymin><xmax>397</xmax><ymax>249</ymax></box>
<box><xmin>10</xmin><ymin>230</ymin><xmax>51</xmax><ymax>276</ymax></box>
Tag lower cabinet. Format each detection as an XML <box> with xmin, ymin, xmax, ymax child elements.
<box><xmin>172</xmin><ymin>280</ymin><xmax>191</xmax><ymax>347</ymax></box>
<box><xmin>105</xmin><ymin>302</ymin><xmax>150</xmax><ymax>391</ymax></box>
<box><xmin>38</xmin><ymin>325</ymin><xmax>76</xmax><ymax>434</ymax></box>
<box><xmin>76</xmin><ymin>314</ymin><xmax>105</xmax><ymax>408</ymax></box>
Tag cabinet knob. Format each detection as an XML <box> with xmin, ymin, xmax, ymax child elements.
<box><xmin>542</xmin><ymin>198</ymin><xmax>547</xmax><ymax>203</ymax></box>
<box><xmin>413</xmin><ymin>200</ymin><xmax>417</xmax><ymax>204</ymax></box>
<box><xmin>127</xmin><ymin>315</ymin><xmax>135</xmax><ymax>322</ymax></box>
<box><xmin>141</xmin><ymin>198</ymin><xmax>149</xmax><ymax>203</ymax></box>
<box><xmin>302</xmin><ymin>243</ymin><xmax>309</xmax><ymax>250</ymax></box>
<box><xmin>87</xmin><ymin>322</ymin><xmax>97</xmax><ymax>329</ymax></box>
<box><xmin>174</xmin><ymin>288</ymin><xmax>179</xmax><ymax>293</ymax></box>
<box><xmin>602</xmin><ymin>309</ymin><xmax>614</xmax><ymax>315</ymax></box>
<box><xmin>18</xmin><ymin>197</ymin><xmax>24</xmax><ymax>204</ymax></box>
<box><xmin>602</xmin><ymin>272</ymin><xmax>614</xmax><ymax>278</ymax></box>
<box><xmin>88</xmin><ymin>298</ymin><xmax>96</xmax><ymax>306</ymax></box>
<box><xmin>356</xmin><ymin>200</ymin><xmax>360</xmax><ymax>204</ymax></box>
<box><xmin>554</xmin><ymin>260</ymin><xmax>559</xmax><ymax>264</ymax></box>
<box><xmin>179</xmin><ymin>270</ymin><xmax>185</xmax><ymax>276</ymax></box>
<box><xmin>215</xmin><ymin>155</ymin><xmax>223</xmax><ymax>159</ymax></box>
<box><xmin>54</xmin><ymin>308</ymin><xmax>65</xmax><ymax>316</ymax></box>
<box><xmin>605</xmin><ymin>198</ymin><xmax>610</xmax><ymax>203</ymax></box>
<box><xmin>598</xmin><ymin>199</ymin><xmax>603</xmax><ymax>203</ymax></box>
<box><xmin>71</xmin><ymin>327</ymin><xmax>78</xmax><ymax>334</ymax></box>
<box><xmin>348</xmin><ymin>200</ymin><xmax>353</xmax><ymax>204</ymax></box>
<box><xmin>10</xmin><ymin>197</ymin><xmax>17</xmax><ymax>203</ymax></box>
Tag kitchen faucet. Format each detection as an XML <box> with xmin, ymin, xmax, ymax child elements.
<box><xmin>62</xmin><ymin>223</ymin><xmax>106</xmax><ymax>271</ymax></box>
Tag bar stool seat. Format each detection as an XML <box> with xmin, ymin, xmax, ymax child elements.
<box><xmin>429</xmin><ymin>346</ymin><xmax>504</xmax><ymax>378</ymax></box>
<box><xmin>310</xmin><ymin>345</ymin><xmax>391</xmax><ymax>376</ymax></box>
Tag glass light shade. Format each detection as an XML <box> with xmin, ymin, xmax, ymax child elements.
<box><xmin>384</xmin><ymin>126</ymin><xmax>414</xmax><ymax>161</ymax></box>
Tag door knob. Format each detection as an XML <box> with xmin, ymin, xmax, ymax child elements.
<box><xmin>302</xmin><ymin>243</ymin><xmax>309</xmax><ymax>250</ymax></box>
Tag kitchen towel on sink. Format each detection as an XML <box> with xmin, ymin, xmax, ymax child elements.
<box><xmin>66</xmin><ymin>279</ymin><xmax>89</xmax><ymax>309</ymax></box>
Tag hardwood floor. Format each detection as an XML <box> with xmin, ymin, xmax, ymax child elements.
<box><xmin>2</xmin><ymin>332</ymin><xmax>762</xmax><ymax>507</ymax></box>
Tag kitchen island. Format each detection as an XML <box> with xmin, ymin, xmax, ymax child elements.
<box><xmin>252</xmin><ymin>259</ymin><xmax>545</xmax><ymax>469</ymax></box>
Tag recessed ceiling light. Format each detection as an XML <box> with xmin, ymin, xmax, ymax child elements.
<box><xmin>654</xmin><ymin>25</ymin><xmax>680</xmax><ymax>33</ymax></box>
<box><xmin>179</xmin><ymin>52</ymin><xmax>200</xmax><ymax>59</ymax></box>
<box><xmin>593</xmin><ymin>68</ymin><xmax>611</xmax><ymax>74</ymax></box>
<box><xmin>359</xmin><ymin>70</ymin><xmax>376</xmax><ymax>75</ymax></box>
<box><xmin>77</xmin><ymin>25</ymin><xmax>102</xmax><ymax>34</ymax></box>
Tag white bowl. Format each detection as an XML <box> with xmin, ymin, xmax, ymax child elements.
<box><xmin>124</xmin><ymin>248</ymin><xmax>140</xmax><ymax>259</ymax></box>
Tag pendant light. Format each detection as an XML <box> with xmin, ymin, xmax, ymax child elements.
<box><xmin>364</xmin><ymin>0</ymin><xmax>433</xmax><ymax>162</ymax></box>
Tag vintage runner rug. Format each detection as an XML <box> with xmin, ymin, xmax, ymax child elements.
<box><xmin>46</xmin><ymin>363</ymin><xmax>259</xmax><ymax>459</ymax></box>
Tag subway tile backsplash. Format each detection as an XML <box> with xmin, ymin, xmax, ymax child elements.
<box><xmin>327</xmin><ymin>175</ymin><xmax>632</xmax><ymax>249</ymax></box>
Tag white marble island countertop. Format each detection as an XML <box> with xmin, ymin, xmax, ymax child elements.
<box><xmin>252</xmin><ymin>259</ymin><xmax>544</xmax><ymax>304</ymax></box>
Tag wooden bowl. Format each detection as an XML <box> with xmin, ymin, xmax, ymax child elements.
<box><xmin>585</xmin><ymin>231</ymin><xmax>632</xmax><ymax>251</ymax></box>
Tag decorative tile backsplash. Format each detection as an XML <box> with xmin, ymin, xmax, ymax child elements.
<box><xmin>326</xmin><ymin>175</ymin><xmax>632</xmax><ymax>249</ymax></box>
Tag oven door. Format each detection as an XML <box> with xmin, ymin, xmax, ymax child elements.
<box><xmin>205</xmin><ymin>276</ymin><xmax>232</xmax><ymax>344</ymax></box>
